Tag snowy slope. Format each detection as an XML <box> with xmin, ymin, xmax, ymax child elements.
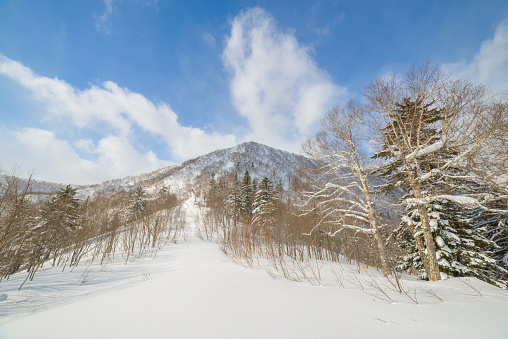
<box><xmin>156</xmin><ymin>141</ymin><xmax>313</xmax><ymax>193</ymax></box>
<box><xmin>1</xmin><ymin>213</ymin><xmax>508</xmax><ymax>338</ymax></box>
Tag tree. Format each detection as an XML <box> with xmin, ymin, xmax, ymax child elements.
<box><xmin>473</xmin><ymin>204</ymin><xmax>508</xmax><ymax>275</ymax></box>
<box><xmin>302</xmin><ymin>102</ymin><xmax>392</xmax><ymax>276</ymax></box>
<box><xmin>130</xmin><ymin>186</ymin><xmax>148</xmax><ymax>219</ymax></box>
<box><xmin>226</xmin><ymin>173</ymin><xmax>241</xmax><ymax>227</ymax></box>
<box><xmin>0</xmin><ymin>172</ymin><xmax>37</xmax><ymax>280</ymax></box>
<box><xmin>240</xmin><ymin>170</ymin><xmax>253</xmax><ymax>219</ymax></box>
<box><xmin>39</xmin><ymin>185</ymin><xmax>81</xmax><ymax>265</ymax></box>
<box><xmin>396</xmin><ymin>200</ymin><xmax>507</xmax><ymax>287</ymax></box>
<box><xmin>252</xmin><ymin>177</ymin><xmax>276</xmax><ymax>228</ymax></box>
<box><xmin>364</xmin><ymin>63</ymin><xmax>503</xmax><ymax>281</ymax></box>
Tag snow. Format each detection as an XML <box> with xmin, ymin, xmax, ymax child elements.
<box><xmin>406</xmin><ymin>195</ymin><xmax>479</xmax><ymax>207</ymax></box>
<box><xmin>1</xmin><ymin>209</ymin><xmax>508</xmax><ymax>338</ymax></box>
<box><xmin>406</xmin><ymin>140</ymin><xmax>445</xmax><ymax>160</ymax></box>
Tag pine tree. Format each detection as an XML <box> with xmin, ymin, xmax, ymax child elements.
<box><xmin>39</xmin><ymin>185</ymin><xmax>81</xmax><ymax>264</ymax></box>
<box><xmin>226</xmin><ymin>173</ymin><xmax>241</xmax><ymax>227</ymax></box>
<box><xmin>396</xmin><ymin>200</ymin><xmax>507</xmax><ymax>287</ymax></box>
<box><xmin>206</xmin><ymin>174</ymin><xmax>218</xmax><ymax>209</ymax></box>
<box><xmin>130</xmin><ymin>186</ymin><xmax>147</xmax><ymax>219</ymax></box>
<box><xmin>472</xmin><ymin>201</ymin><xmax>508</xmax><ymax>277</ymax></box>
<box><xmin>378</xmin><ymin>98</ymin><xmax>507</xmax><ymax>286</ymax></box>
<box><xmin>373</xmin><ymin>96</ymin><xmax>449</xmax><ymax>280</ymax></box>
<box><xmin>252</xmin><ymin>177</ymin><xmax>276</xmax><ymax>227</ymax></box>
<box><xmin>240</xmin><ymin>170</ymin><xmax>253</xmax><ymax>219</ymax></box>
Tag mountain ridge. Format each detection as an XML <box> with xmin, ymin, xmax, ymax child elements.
<box><xmin>2</xmin><ymin>141</ymin><xmax>312</xmax><ymax>198</ymax></box>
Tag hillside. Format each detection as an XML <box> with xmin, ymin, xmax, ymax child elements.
<box><xmin>2</xmin><ymin>141</ymin><xmax>312</xmax><ymax>199</ymax></box>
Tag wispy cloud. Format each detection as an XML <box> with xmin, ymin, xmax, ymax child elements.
<box><xmin>0</xmin><ymin>54</ymin><xmax>236</xmax><ymax>184</ymax></box>
<box><xmin>222</xmin><ymin>7</ymin><xmax>347</xmax><ymax>152</ymax></box>
<box><xmin>443</xmin><ymin>19</ymin><xmax>508</xmax><ymax>92</ymax></box>
<box><xmin>95</xmin><ymin>0</ymin><xmax>114</xmax><ymax>33</ymax></box>
<box><xmin>203</xmin><ymin>32</ymin><xmax>215</xmax><ymax>45</ymax></box>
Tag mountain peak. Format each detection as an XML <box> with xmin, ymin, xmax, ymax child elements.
<box><xmin>156</xmin><ymin>141</ymin><xmax>310</xmax><ymax>193</ymax></box>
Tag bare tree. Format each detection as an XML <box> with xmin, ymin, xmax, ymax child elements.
<box><xmin>467</xmin><ymin>100</ymin><xmax>508</xmax><ymax>203</ymax></box>
<box><xmin>0</xmin><ymin>170</ymin><xmax>37</xmax><ymax>280</ymax></box>
<box><xmin>302</xmin><ymin>101</ymin><xmax>392</xmax><ymax>276</ymax></box>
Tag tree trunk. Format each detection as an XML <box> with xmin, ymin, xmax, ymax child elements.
<box><xmin>372</xmin><ymin>227</ymin><xmax>391</xmax><ymax>276</ymax></box>
<box><xmin>406</xmin><ymin>223</ymin><xmax>430</xmax><ymax>278</ymax></box>
<box><xmin>363</xmin><ymin>176</ymin><xmax>391</xmax><ymax>277</ymax></box>
<box><xmin>413</xmin><ymin>183</ymin><xmax>441</xmax><ymax>281</ymax></box>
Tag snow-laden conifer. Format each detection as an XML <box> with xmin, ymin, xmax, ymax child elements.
<box><xmin>396</xmin><ymin>200</ymin><xmax>507</xmax><ymax>287</ymax></box>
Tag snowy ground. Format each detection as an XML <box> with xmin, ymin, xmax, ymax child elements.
<box><xmin>1</xmin><ymin>212</ymin><xmax>508</xmax><ymax>338</ymax></box>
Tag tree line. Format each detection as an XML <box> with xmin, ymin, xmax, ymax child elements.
<box><xmin>0</xmin><ymin>174</ymin><xmax>183</xmax><ymax>289</ymax></box>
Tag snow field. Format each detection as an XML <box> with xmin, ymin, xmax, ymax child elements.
<box><xmin>1</xmin><ymin>212</ymin><xmax>508</xmax><ymax>338</ymax></box>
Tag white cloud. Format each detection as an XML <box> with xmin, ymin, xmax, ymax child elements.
<box><xmin>222</xmin><ymin>7</ymin><xmax>346</xmax><ymax>152</ymax></box>
<box><xmin>92</xmin><ymin>135</ymin><xmax>168</xmax><ymax>176</ymax></box>
<box><xmin>443</xmin><ymin>19</ymin><xmax>508</xmax><ymax>92</ymax></box>
<box><xmin>0</xmin><ymin>127</ymin><xmax>102</xmax><ymax>184</ymax></box>
<box><xmin>0</xmin><ymin>54</ymin><xmax>236</xmax><ymax>159</ymax></box>
<box><xmin>0</xmin><ymin>126</ymin><xmax>173</xmax><ymax>184</ymax></box>
<box><xmin>0</xmin><ymin>54</ymin><xmax>237</xmax><ymax>184</ymax></box>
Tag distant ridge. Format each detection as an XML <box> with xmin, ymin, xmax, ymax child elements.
<box><xmin>3</xmin><ymin>142</ymin><xmax>312</xmax><ymax>199</ymax></box>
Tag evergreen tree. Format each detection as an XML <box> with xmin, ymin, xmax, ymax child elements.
<box><xmin>226</xmin><ymin>173</ymin><xmax>241</xmax><ymax>227</ymax></box>
<box><xmin>373</xmin><ymin>97</ymin><xmax>450</xmax><ymax>280</ymax></box>
<box><xmin>240</xmin><ymin>170</ymin><xmax>253</xmax><ymax>219</ymax></box>
<box><xmin>396</xmin><ymin>200</ymin><xmax>507</xmax><ymax>287</ymax></box>
<box><xmin>373</xmin><ymin>96</ymin><xmax>507</xmax><ymax>286</ymax></box>
<box><xmin>373</xmin><ymin>97</ymin><xmax>448</xmax><ymax>191</ymax></box>
<box><xmin>41</xmin><ymin>185</ymin><xmax>81</xmax><ymax>234</ymax></box>
<box><xmin>252</xmin><ymin>177</ymin><xmax>276</xmax><ymax>227</ymax></box>
<box><xmin>206</xmin><ymin>174</ymin><xmax>218</xmax><ymax>208</ymax></box>
<box><xmin>130</xmin><ymin>186</ymin><xmax>147</xmax><ymax>218</ymax></box>
<box><xmin>40</xmin><ymin>185</ymin><xmax>81</xmax><ymax>262</ymax></box>
<box><xmin>473</xmin><ymin>201</ymin><xmax>508</xmax><ymax>276</ymax></box>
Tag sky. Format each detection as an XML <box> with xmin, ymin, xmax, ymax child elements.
<box><xmin>0</xmin><ymin>0</ymin><xmax>507</xmax><ymax>185</ymax></box>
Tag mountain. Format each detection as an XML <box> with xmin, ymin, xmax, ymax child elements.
<box><xmin>154</xmin><ymin>141</ymin><xmax>313</xmax><ymax>194</ymax></box>
<box><xmin>86</xmin><ymin>141</ymin><xmax>312</xmax><ymax>197</ymax></box>
<box><xmin>2</xmin><ymin>142</ymin><xmax>313</xmax><ymax>199</ymax></box>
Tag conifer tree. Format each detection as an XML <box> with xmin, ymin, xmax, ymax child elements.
<box><xmin>396</xmin><ymin>200</ymin><xmax>507</xmax><ymax>287</ymax></box>
<box><xmin>240</xmin><ymin>170</ymin><xmax>253</xmax><ymax>219</ymax></box>
<box><xmin>130</xmin><ymin>186</ymin><xmax>147</xmax><ymax>219</ymax></box>
<box><xmin>365</xmin><ymin>64</ymin><xmax>499</xmax><ymax>280</ymax></box>
<box><xmin>375</xmin><ymin>96</ymin><xmax>506</xmax><ymax>285</ymax></box>
<box><xmin>472</xmin><ymin>202</ymin><xmax>508</xmax><ymax>276</ymax></box>
<box><xmin>40</xmin><ymin>185</ymin><xmax>81</xmax><ymax>263</ymax></box>
<box><xmin>206</xmin><ymin>174</ymin><xmax>218</xmax><ymax>208</ymax></box>
<box><xmin>253</xmin><ymin>177</ymin><xmax>276</xmax><ymax>227</ymax></box>
<box><xmin>226</xmin><ymin>173</ymin><xmax>241</xmax><ymax>227</ymax></box>
<box><xmin>372</xmin><ymin>96</ymin><xmax>449</xmax><ymax>279</ymax></box>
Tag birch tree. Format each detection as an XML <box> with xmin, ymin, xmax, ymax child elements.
<box><xmin>302</xmin><ymin>101</ymin><xmax>392</xmax><ymax>276</ymax></box>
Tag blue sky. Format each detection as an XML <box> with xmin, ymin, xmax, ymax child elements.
<box><xmin>1</xmin><ymin>0</ymin><xmax>507</xmax><ymax>184</ymax></box>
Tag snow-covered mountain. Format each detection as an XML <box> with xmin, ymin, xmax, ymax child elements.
<box><xmin>3</xmin><ymin>142</ymin><xmax>313</xmax><ymax>199</ymax></box>
<box><xmin>153</xmin><ymin>141</ymin><xmax>313</xmax><ymax>194</ymax></box>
